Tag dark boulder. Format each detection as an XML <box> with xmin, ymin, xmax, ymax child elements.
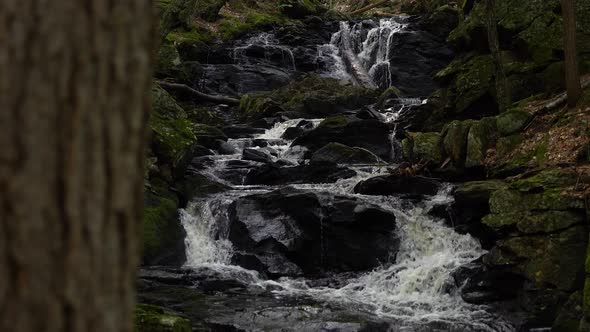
<box><xmin>223</xmin><ymin>125</ymin><xmax>266</xmax><ymax>139</ymax></box>
<box><xmin>214</xmin><ymin>139</ymin><xmax>238</xmax><ymax>155</ymax></box>
<box><xmin>245</xmin><ymin>162</ymin><xmax>356</xmax><ymax>186</ymax></box>
<box><xmin>310</xmin><ymin>143</ymin><xmax>383</xmax><ymax>165</ymax></box>
<box><xmin>354</xmin><ymin>176</ymin><xmax>441</xmax><ymax>196</ymax></box>
<box><xmin>281</xmin><ymin>120</ymin><xmax>316</xmax><ymax>140</ymax></box>
<box><xmin>293</xmin><ymin>116</ymin><xmax>393</xmax><ymax>160</ymax></box>
<box><xmin>243</xmin><ymin>148</ymin><xmax>273</xmax><ymax>164</ymax></box>
<box><xmin>227</xmin><ymin>188</ymin><xmax>397</xmax><ymax>276</ymax></box>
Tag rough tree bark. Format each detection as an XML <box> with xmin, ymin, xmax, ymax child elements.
<box><xmin>485</xmin><ymin>0</ymin><xmax>510</xmax><ymax>112</ymax></box>
<box><xmin>561</xmin><ymin>0</ymin><xmax>582</xmax><ymax>107</ymax></box>
<box><xmin>0</xmin><ymin>1</ymin><xmax>154</xmax><ymax>332</ymax></box>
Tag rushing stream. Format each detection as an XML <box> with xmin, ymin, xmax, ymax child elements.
<box><xmin>174</xmin><ymin>107</ymin><xmax>516</xmax><ymax>331</ymax></box>
<box><xmin>140</xmin><ymin>16</ymin><xmax>519</xmax><ymax>332</ymax></box>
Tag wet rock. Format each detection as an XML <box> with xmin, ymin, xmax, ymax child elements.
<box><xmin>465</xmin><ymin>117</ymin><xmax>497</xmax><ymax>168</ymax></box>
<box><xmin>193</xmin><ymin>124</ymin><xmax>227</xmax><ymax>149</ymax></box>
<box><xmin>442</xmin><ymin>120</ymin><xmax>474</xmax><ymax>168</ymax></box>
<box><xmin>223</xmin><ymin>125</ymin><xmax>266</xmax><ymax>139</ymax></box>
<box><xmin>310</xmin><ymin>143</ymin><xmax>383</xmax><ymax>165</ymax></box>
<box><xmin>193</xmin><ymin>63</ymin><xmax>293</xmax><ymax>96</ymax></box>
<box><xmin>281</xmin><ymin>120</ymin><xmax>315</xmax><ymax>140</ymax></box>
<box><xmin>484</xmin><ymin>226</ymin><xmax>588</xmax><ymax>291</ymax></box>
<box><xmin>293</xmin><ymin>116</ymin><xmax>392</xmax><ymax>160</ymax></box>
<box><xmin>354</xmin><ymin>176</ymin><xmax>441</xmax><ymax>197</ymax></box>
<box><xmin>243</xmin><ymin>148</ymin><xmax>273</xmax><ymax>164</ymax></box>
<box><xmin>227</xmin><ymin>188</ymin><xmax>397</xmax><ymax>276</ymax></box>
<box><xmin>496</xmin><ymin>110</ymin><xmax>531</xmax><ymax>136</ymax></box>
<box><xmin>135</xmin><ymin>304</ymin><xmax>192</xmax><ymax>332</ymax></box>
<box><xmin>215</xmin><ymin>139</ymin><xmax>238</xmax><ymax>155</ymax></box>
<box><xmin>455</xmin><ymin>264</ymin><xmax>524</xmax><ymax>304</ymax></box>
<box><xmin>245</xmin><ymin>162</ymin><xmax>356</xmax><ymax>186</ymax></box>
<box><xmin>403</xmin><ymin>132</ymin><xmax>444</xmax><ymax>164</ymax></box>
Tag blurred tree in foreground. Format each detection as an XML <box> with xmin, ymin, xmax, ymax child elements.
<box><xmin>0</xmin><ymin>1</ymin><xmax>154</xmax><ymax>331</ymax></box>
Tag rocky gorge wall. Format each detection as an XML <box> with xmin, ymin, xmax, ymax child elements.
<box><xmin>140</xmin><ymin>0</ymin><xmax>590</xmax><ymax>330</ymax></box>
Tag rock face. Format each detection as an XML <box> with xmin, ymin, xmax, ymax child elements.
<box><xmin>354</xmin><ymin>176</ymin><xmax>441</xmax><ymax>197</ymax></box>
<box><xmin>293</xmin><ymin>115</ymin><xmax>393</xmax><ymax>160</ymax></box>
<box><xmin>227</xmin><ymin>188</ymin><xmax>398</xmax><ymax>277</ymax></box>
<box><xmin>310</xmin><ymin>143</ymin><xmax>383</xmax><ymax>165</ymax></box>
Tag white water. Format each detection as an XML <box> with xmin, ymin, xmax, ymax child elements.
<box><xmin>233</xmin><ymin>32</ymin><xmax>296</xmax><ymax>70</ymax></box>
<box><xmin>178</xmin><ymin>114</ymin><xmax>515</xmax><ymax>331</ymax></box>
<box><xmin>325</xmin><ymin>18</ymin><xmax>407</xmax><ymax>89</ymax></box>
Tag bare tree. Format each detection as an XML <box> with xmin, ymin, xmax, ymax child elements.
<box><xmin>561</xmin><ymin>0</ymin><xmax>582</xmax><ymax>106</ymax></box>
<box><xmin>485</xmin><ymin>0</ymin><xmax>510</xmax><ymax>112</ymax></box>
<box><xmin>0</xmin><ymin>1</ymin><xmax>154</xmax><ymax>331</ymax></box>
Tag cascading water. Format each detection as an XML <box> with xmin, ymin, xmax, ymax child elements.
<box><xmin>177</xmin><ymin>104</ymin><xmax>516</xmax><ymax>331</ymax></box>
<box><xmin>234</xmin><ymin>32</ymin><xmax>297</xmax><ymax>70</ymax></box>
<box><xmin>325</xmin><ymin>17</ymin><xmax>407</xmax><ymax>89</ymax></box>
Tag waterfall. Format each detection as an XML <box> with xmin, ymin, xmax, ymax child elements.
<box><xmin>233</xmin><ymin>32</ymin><xmax>296</xmax><ymax>70</ymax></box>
<box><xmin>322</xmin><ymin>18</ymin><xmax>407</xmax><ymax>89</ymax></box>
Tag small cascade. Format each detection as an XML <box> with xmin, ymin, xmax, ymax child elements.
<box><xmin>233</xmin><ymin>32</ymin><xmax>296</xmax><ymax>70</ymax></box>
<box><xmin>325</xmin><ymin>18</ymin><xmax>407</xmax><ymax>89</ymax></box>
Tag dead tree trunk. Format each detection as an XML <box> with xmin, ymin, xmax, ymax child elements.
<box><xmin>561</xmin><ymin>0</ymin><xmax>582</xmax><ymax>107</ymax></box>
<box><xmin>485</xmin><ymin>0</ymin><xmax>510</xmax><ymax>112</ymax></box>
<box><xmin>0</xmin><ymin>1</ymin><xmax>153</xmax><ymax>331</ymax></box>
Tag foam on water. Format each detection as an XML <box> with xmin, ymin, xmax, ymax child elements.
<box><xmin>178</xmin><ymin>113</ymin><xmax>516</xmax><ymax>331</ymax></box>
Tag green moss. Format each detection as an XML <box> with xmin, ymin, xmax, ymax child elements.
<box><xmin>510</xmin><ymin>168</ymin><xmax>579</xmax><ymax>191</ymax></box>
<box><xmin>489</xmin><ymin>189</ymin><xmax>585</xmax><ymax>214</ymax></box>
<box><xmin>442</xmin><ymin>120</ymin><xmax>474</xmax><ymax>167</ymax></box>
<box><xmin>310</xmin><ymin>143</ymin><xmax>383</xmax><ymax>165</ymax></box>
<box><xmin>186</xmin><ymin>106</ymin><xmax>224</xmax><ymax>126</ymax></box>
<box><xmin>279</xmin><ymin>0</ymin><xmax>325</xmax><ymax>18</ymax></box>
<box><xmin>239</xmin><ymin>75</ymin><xmax>376</xmax><ymax>121</ymax></box>
<box><xmin>151</xmin><ymin>86</ymin><xmax>197</xmax><ymax>165</ymax></box>
<box><xmin>453</xmin><ymin>55</ymin><xmax>495</xmax><ymax>113</ymax></box>
<box><xmin>142</xmin><ymin>189</ymin><xmax>183</xmax><ymax>264</ymax></box>
<box><xmin>486</xmin><ymin>226</ymin><xmax>587</xmax><ymax>291</ymax></box>
<box><xmin>218</xmin><ymin>12</ymin><xmax>285</xmax><ymax>40</ymax></box>
<box><xmin>553</xmin><ymin>291</ymin><xmax>584</xmax><ymax>332</ymax></box>
<box><xmin>483</xmin><ymin>211</ymin><xmax>584</xmax><ymax>234</ymax></box>
<box><xmin>165</xmin><ymin>27</ymin><xmax>214</xmax><ymax>49</ymax></box>
<box><xmin>156</xmin><ymin>44</ymin><xmax>181</xmax><ymax>77</ymax></box>
<box><xmin>496</xmin><ymin>134</ymin><xmax>522</xmax><ymax>158</ymax></box>
<box><xmin>407</xmin><ymin>132</ymin><xmax>444</xmax><ymax>164</ymax></box>
<box><xmin>496</xmin><ymin>110</ymin><xmax>531</xmax><ymax>136</ymax></box>
<box><xmin>318</xmin><ymin>115</ymin><xmax>349</xmax><ymax>128</ymax></box>
<box><xmin>402</xmin><ymin>138</ymin><xmax>414</xmax><ymax>161</ymax></box>
<box><xmin>135</xmin><ymin>304</ymin><xmax>191</xmax><ymax>332</ymax></box>
<box><xmin>465</xmin><ymin>117</ymin><xmax>497</xmax><ymax>167</ymax></box>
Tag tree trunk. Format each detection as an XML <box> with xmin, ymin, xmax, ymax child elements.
<box><xmin>0</xmin><ymin>1</ymin><xmax>154</xmax><ymax>332</ymax></box>
<box><xmin>561</xmin><ymin>0</ymin><xmax>582</xmax><ymax>107</ymax></box>
<box><xmin>485</xmin><ymin>0</ymin><xmax>510</xmax><ymax>112</ymax></box>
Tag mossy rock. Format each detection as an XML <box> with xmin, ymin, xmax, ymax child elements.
<box><xmin>162</xmin><ymin>0</ymin><xmax>225</xmax><ymax>30</ymax></box>
<box><xmin>442</xmin><ymin>120</ymin><xmax>474</xmax><ymax>168</ymax></box>
<box><xmin>483</xmin><ymin>211</ymin><xmax>585</xmax><ymax>235</ymax></box>
<box><xmin>407</xmin><ymin>132</ymin><xmax>444</xmax><ymax>164</ymax></box>
<box><xmin>186</xmin><ymin>106</ymin><xmax>224</xmax><ymax>127</ymax></box>
<box><xmin>401</xmin><ymin>138</ymin><xmax>414</xmax><ymax>161</ymax></box>
<box><xmin>489</xmin><ymin>189</ymin><xmax>585</xmax><ymax>214</ymax></box>
<box><xmin>218</xmin><ymin>12</ymin><xmax>285</xmax><ymax>40</ymax></box>
<box><xmin>310</xmin><ymin>143</ymin><xmax>383</xmax><ymax>165</ymax></box>
<box><xmin>465</xmin><ymin>117</ymin><xmax>497</xmax><ymax>167</ymax></box>
<box><xmin>510</xmin><ymin>168</ymin><xmax>580</xmax><ymax>192</ymax></box>
<box><xmin>454</xmin><ymin>180</ymin><xmax>507</xmax><ymax>203</ymax></box>
<box><xmin>496</xmin><ymin>134</ymin><xmax>523</xmax><ymax>158</ymax></box>
<box><xmin>318</xmin><ymin>115</ymin><xmax>350</xmax><ymax>129</ymax></box>
<box><xmin>375</xmin><ymin>86</ymin><xmax>403</xmax><ymax>110</ymax></box>
<box><xmin>485</xmin><ymin>225</ymin><xmax>588</xmax><ymax>291</ymax></box>
<box><xmin>279</xmin><ymin>0</ymin><xmax>325</xmax><ymax>18</ymax></box>
<box><xmin>239</xmin><ymin>95</ymin><xmax>286</xmax><ymax>121</ymax></box>
<box><xmin>178</xmin><ymin>173</ymin><xmax>229</xmax><ymax>202</ymax></box>
<box><xmin>142</xmin><ymin>181</ymin><xmax>185</xmax><ymax>265</ymax></box>
<box><xmin>165</xmin><ymin>28</ymin><xmax>214</xmax><ymax>60</ymax></box>
<box><xmin>135</xmin><ymin>304</ymin><xmax>191</xmax><ymax>332</ymax></box>
<box><xmin>151</xmin><ymin>86</ymin><xmax>197</xmax><ymax>166</ymax></box>
<box><xmin>239</xmin><ymin>75</ymin><xmax>376</xmax><ymax>121</ymax></box>
<box><xmin>156</xmin><ymin>43</ymin><xmax>181</xmax><ymax>78</ymax></box>
<box><xmin>496</xmin><ymin>110</ymin><xmax>531</xmax><ymax>136</ymax></box>
<box><xmin>192</xmin><ymin>123</ymin><xmax>226</xmax><ymax>147</ymax></box>
<box><xmin>552</xmin><ymin>291</ymin><xmax>583</xmax><ymax>332</ymax></box>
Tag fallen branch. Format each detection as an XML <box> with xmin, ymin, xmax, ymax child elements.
<box><xmin>156</xmin><ymin>80</ymin><xmax>240</xmax><ymax>106</ymax></box>
<box><xmin>538</xmin><ymin>78</ymin><xmax>590</xmax><ymax>114</ymax></box>
<box><xmin>350</xmin><ymin>0</ymin><xmax>390</xmax><ymax>15</ymax></box>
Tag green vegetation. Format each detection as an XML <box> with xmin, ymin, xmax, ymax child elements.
<box><xmin>135</xmin><ymin>304</ymin><xmax>191</xmax><ymax>332</ymax></box>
